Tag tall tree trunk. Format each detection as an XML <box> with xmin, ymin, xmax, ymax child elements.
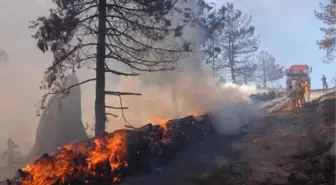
<box><xmin>171</xmin><ymin>79</ymin><xmax>180</xmax><ymax>119</ymax></box>
<box><xmin>212</xmin><ymin>37</ymin><xmax>216</xmax><ymax>79</ymax></box>
<box><xmin>230</xmin><ymin>59</ymin><xmax>236</xmax><ymax>83</ymax></box>
<box><xmin>244</xmin><ymin>74</ymin><xmax>247</xmax><ymax>84</ymax></box>
<box><xmin>228</xmin><ymin>16</ymin><xmax>236</xmax><ymax>84</ymax></box>
<box><xmin>95</xmin><ymin>0</ymin><xmax>107</xmax><ymax>137</ymax></box>
<box><xmin>262</xmin><ymin>58</ymin><xmax>266</xmax><ymax>88</ymax></box>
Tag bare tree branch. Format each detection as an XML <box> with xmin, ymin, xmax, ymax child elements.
<box><xmin>118</xmin><ymin>95</ymin><xmax>136</xmax><ymax>129</ymax></box>
<box><xmin>105</xmin><ymin>106</ymin><xmax>129</xmax><ymax>109</ymax></box>
<box><xmin>36</xmin><ymin>78</ymin><xmax>96</xmax><ymax>115</ymax></box>
<box><xmin>106</xmin><ymin>112</ymin><xmax>118</xmax><ymax>117</ymax></box>
<box><xmin>104</xmin><ymin>63</ymin><xmax>139</xmax><ymax>76</ymax></box>
<box><xmin>105</xmin><ymin>91</ymin><xmax>142</xmax><ymax>96</ymax></box>
<box><xmin>46</xmin><ymin>78</ymin><xmax>96</xmax><ymax>96</ymax></box>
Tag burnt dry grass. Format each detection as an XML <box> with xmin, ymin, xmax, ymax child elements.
<box><xmin>183</xmin><ymin>152</ymin><xmax>335</xmax><ymax>185</ymax></box>
<box><xmin>181</xmin><ymin>97</ymin><xmax>335</xmax><ymax>185</ymax></box>
<box><xmin>119</xmin><ymin>134</ymin><xmax>244</xmax><ymax>185</ymax></box>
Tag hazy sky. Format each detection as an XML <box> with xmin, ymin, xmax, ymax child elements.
<box><xmin>0</xmin><ymin>0</ymin><xmax>335</xmax><ymax>150</ymax></box>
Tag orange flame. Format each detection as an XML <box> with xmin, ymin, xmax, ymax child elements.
<box><xmin>86</xmin><ymin>132</ymin><xmax>127</xmax><ymax>170</ymax></box>
<box><xmin>191</xmin><ymin>111</ymin><xmax>200</xmax><ymax>117</ymax></box>
<box><xmin>22</xmin><ymin>148</ymin><xmax>78</xmax><ymax>185</ymax></box>
<box><xmin>21</xmin><ymin>131</ymin><xmax>128</xmax><ymax>185</ymax></box>
<box><xmin>149</xmin><ymin>115</ymin><xmax>168</xmax><ymax>132</ymax></box>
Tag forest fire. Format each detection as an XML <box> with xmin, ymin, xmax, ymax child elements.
<box><xmin>3</xmin><ymin>114</ymin><xmax>214</xmax><ymax>185</ymax></box>
<box><xmin>20</xmin><ymin>132</ymin><xmax>128</xmax><ymax>185</ymax></box>
<box><xmin>191</xmin><ymin>111</ymin><xmax>200</xmax><ymax>117</ymax></box>
<box><xmin>149</xmin><ymin>116</ymin><xmax>168</xmax><ymax>132</ymax></box>
<box><xmin>149</xmin><ymin>111</ymin><xmax>202</xmax><ymax>132</ymax></box>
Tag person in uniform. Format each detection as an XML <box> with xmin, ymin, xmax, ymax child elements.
<box><xmin>299</xmin><ymin>81</ymin><xmax>306</xmax><ymax>106</ymax></box>
<box><xmin>295</xmin><ymin>82</ymin><xmax>305</xmax><ymax>108</ymax></box>
<box><xmin>292</xmin><ymin>79</ymin><xmax>297</xmax><ymax>91</ymax></box>
<box><xmin>287</xmin><ymin>85</ymin><xmax>297</xmax><ymax>113</ymax></box>
<box><xmin>303</xmin><ymin>79</ymin><xmax>310</xmax><ymax>100</ymax></box>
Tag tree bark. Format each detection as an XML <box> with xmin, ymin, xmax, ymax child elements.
<box><xmin>230</xmin><ymin>60</ymin><xmax>236</xmax><ymax>83</ymax></box>
<box><xmin>171</xmin><ymin>79</ymin><xmax>180</xmax><ymax>119</ymax></box>
<box><xmin>212</xmin><ymin>37</ymin><xmax>216</xmax><ymax>79</ymax></box>
<box><xmin>228</xmin><ymin>16</ymin><xmax>236</xmax><ymax>84</ymax></box>
<box><xmin>95</xmin><ymin>0</ymin><xmax>107</xmax><ymax>137</ymax></box>
<box><xmin>244</xmin><ymin>74</ymin><xmax>247</xmax><ymax>84</ymax></box>
<box><xmin>262</xmin><ymin>58</ymin><xmax>266</xmax><ymax>88</ymax></box>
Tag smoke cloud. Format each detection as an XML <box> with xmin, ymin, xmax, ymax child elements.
<box><xmin>105</xmin><ymin>0</ymin><xmax>261</xmax><ymax>134</ymax></box>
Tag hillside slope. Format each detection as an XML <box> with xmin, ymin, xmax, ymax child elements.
<box><xmin>182</xmin><ymin>91</ymin><xmax>335</xmax><ymax>185</ymax></box>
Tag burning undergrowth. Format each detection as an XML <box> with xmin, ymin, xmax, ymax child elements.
<box><xmin>3</xmin><ymin>114</ymin><xmax>215</xmax><ymax>185</ymax></box>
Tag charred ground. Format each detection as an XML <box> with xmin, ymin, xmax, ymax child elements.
<box><xmin>181</xmin><ymin>91</ymin><xmax>335</xmax><ymax>185</ymax></box>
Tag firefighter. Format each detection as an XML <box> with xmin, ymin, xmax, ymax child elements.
<box><xmin>287</xmin><ymin>85</ymin><xmax>297</xmax><ymax>113</ymax></box>
<box><xmin>292</xmin><ymin>79</ymin><xmax>297</xmax><ymax>91</ymax></box>
<box><xmin>295</xmin><ymin>82</ymin><xmax>305</xmax><ymax>108</ymax></box>
<box><xmin>299</xmin><ymin>81</ymin><xmax>306</xmax><ymax>105</ymax></box>
<box><xmin>303</xmin><ymin>79</ymin><xmax>310</xmax><ymax>100</ymax></box>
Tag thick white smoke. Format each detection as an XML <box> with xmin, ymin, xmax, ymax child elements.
<box><xmin>104</xmin><ymin>0</ymin><xmax>263</xmax><ymax>134</ymax></box>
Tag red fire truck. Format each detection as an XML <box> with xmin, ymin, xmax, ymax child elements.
<box><xmin>285</xmin><ymin>64</ymin><xmax>312</xmax><ymax>89</ymax></box>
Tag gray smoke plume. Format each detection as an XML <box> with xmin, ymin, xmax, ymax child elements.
<box><xmin>108</xmin><ymin>0</ymin><xmax>260</xmax><ymax>134</ymax></box>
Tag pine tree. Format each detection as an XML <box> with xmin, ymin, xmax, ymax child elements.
<box><xmin>198</xmin><ymin>1</ymin><xmax>225</xmax><ymax>79</ymax></box>
<box><xmin>235</xmin><ymin>56</ymin><xmax>257</xmax><ymax>85</ymax></box>
<box><xmin>1</xmin><ymin>139</ymin><xmax>20</xmax><ymax>171</ymax></box>
<box><xmin>31</xmin><ymin>0</ymin><xmax>192</xmax><ymax>137</ymax></box>
<box><xmin>202</xmin><ymin>3</ymin><xmax>259</xmax><ymax>83</ymax></box>
<box><xmin>256</xmin><ymin>51</ymin><xmax>284</xmax><ymax>88</ymax></box>
<box><xmin>315</xmin><ymin>0</ymin><xmax>336</xmax><ymax>63</ymax></box>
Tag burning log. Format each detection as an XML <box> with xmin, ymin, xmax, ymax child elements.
<box><xmin>1</xmin><ymin>114</ymin><xmax>215</xmax><ymax>185</ymax></box>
